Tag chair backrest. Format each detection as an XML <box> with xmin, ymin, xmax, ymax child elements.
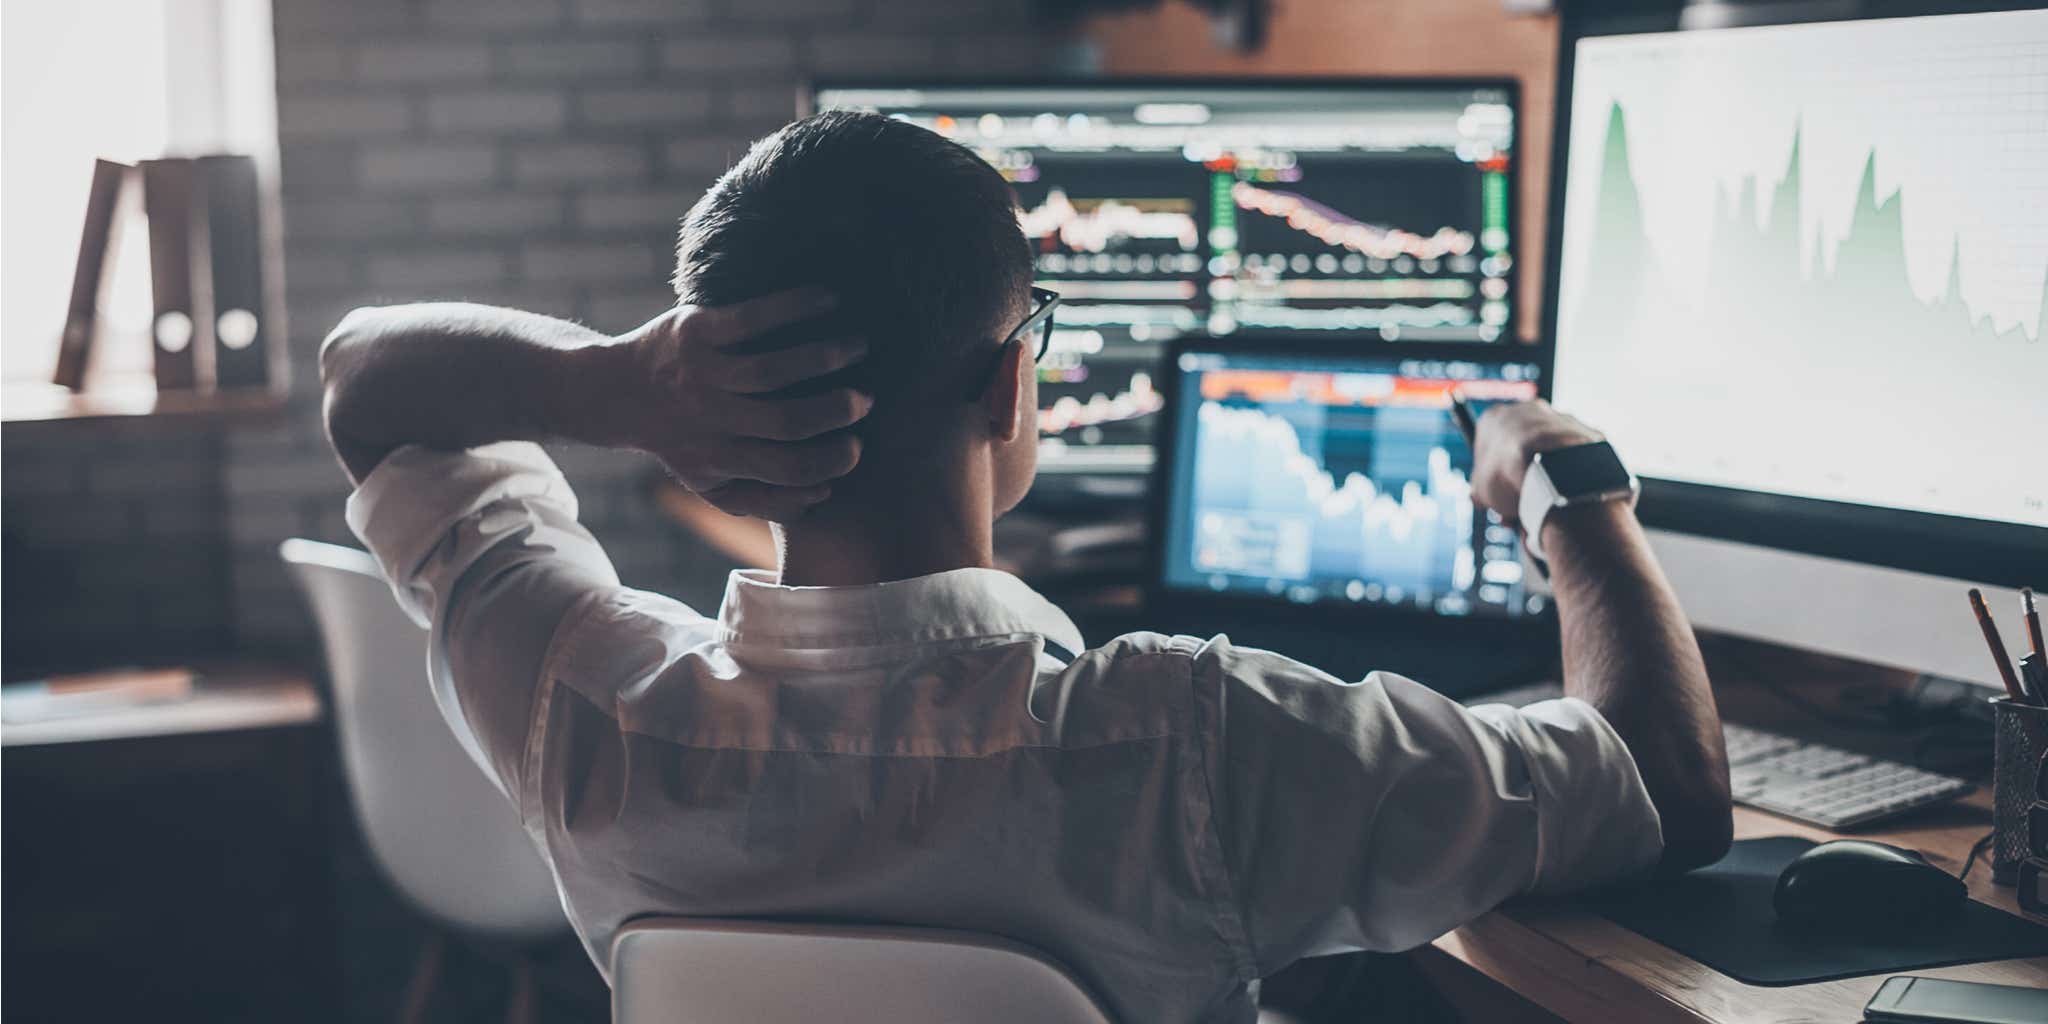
<box><xmin>280</xmin><ymin>539</ymin><xmax>564</xmax><ymax>941</ymax></box>
<box><xmin>611</xmin><ymin>919</ymin><xmax>1116</xmax><ymax>1024</ymax></box>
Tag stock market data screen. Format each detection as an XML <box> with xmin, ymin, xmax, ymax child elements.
<box><xmin>815</xmin><ymin>83</ymin><xmax>1517</xmax><ymax>472</ymax></box>
<box><xmin>1551</xmin><ymin>9</ymin><xmax>2048</xmax><ymax>530</ymax></box>
<box><xmin>1159</xmin><ymin>348</ymin><xmax>1542</xmax><ymax>619</ymax></box>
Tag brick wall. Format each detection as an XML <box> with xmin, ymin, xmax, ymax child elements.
<box><xmin>223</xmin><ymin>0</ymin><xmax>1074</xmax><ymax>651</ymax></box>
<box><xmin>3</xmin><ymin>425</ymin><xmax>233</xmax><ymax>677</ymax></box>
<box><xmin>0</xmin><ymin>0</ymin><xmax>1071</xmax><ymax>676</ymax></box>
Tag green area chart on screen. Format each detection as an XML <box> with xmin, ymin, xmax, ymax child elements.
<box><xmin>1574</xmin><ymin>101</ymin><xmax>2047</xmax><ymax>357</ymax></box>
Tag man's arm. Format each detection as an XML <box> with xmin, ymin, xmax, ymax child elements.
<box><xmin>321</xmin><ymin>289</ymin><xmax>872</xmax><ymax>520</ymax></box>
<box><xmin>1470</xmin><ymin>401</ymin><xmax>1733</xmax><ymax>872</ymax></box>
<box><xmin>323</xmin><ymin>303</ymin><xmax>634</xmax><ymax>482</ymax></box>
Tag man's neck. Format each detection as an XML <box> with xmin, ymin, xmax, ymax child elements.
<box><xmin>774</xmin><ymin>488</ymin><xmax>995</xmax><ymax>588</ymax></box>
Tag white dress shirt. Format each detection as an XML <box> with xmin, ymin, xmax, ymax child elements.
<box><xmin>347</xmin><ymin>441</ymin><xmax>1664</xmax><ymax>1024</ymax></box>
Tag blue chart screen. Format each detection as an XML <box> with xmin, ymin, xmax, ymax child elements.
<box><xmin>1161</xmin><ymin>351</ymin><xmax>1543</xmax><ymax>618</ymax></box>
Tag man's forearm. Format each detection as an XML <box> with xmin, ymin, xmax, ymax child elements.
<box><xmin>1546</xmin><ymin>502</ymin><xmax>1733</xmax><ymax>871</ymax></box>
<box><xmin>321</xmin><ymin>304</ymin><xmax>642</xmax><ymax>485</ymax></box>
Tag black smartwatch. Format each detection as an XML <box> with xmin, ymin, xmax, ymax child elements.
<box><xmin>1517</xmin><ymin>441</ymin><xmax>1639</xmax><ymax>559</ymax></box>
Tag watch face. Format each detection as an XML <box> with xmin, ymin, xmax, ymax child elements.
<box><xmin>1539</xmin><ymin>442</ymin><xmax>1633</xmax><ymax>497</ymax></box>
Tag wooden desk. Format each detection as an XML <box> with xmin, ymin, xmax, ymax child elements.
<box><xmin>1432</xmin><ymin>643</ymin><xmax>2048</xmax><ymax>1024</ymax></box>
<box><xmin>1434</xmin><ymin>793</ymin><xmax>2047</xmax><ymax>1024</ymax></box>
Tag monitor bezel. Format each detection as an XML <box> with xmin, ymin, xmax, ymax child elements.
<box><xmin>1142</xmin><ymin>333</ymin><xmax>1557</xmax><ymax>636</ymax></box>
<box><xmin>805</xmin><ymin>75</ymin><xmax>1523</xmax><ymax>122</ymax></box>
<box><xmin>1541</xmin><ymin>0</ymin><xmax>2048</xmax><ymax>588</ymax></box>
<box><xmin>808</xmin><ymin>76</ymin><xmax>1532</xmax><ymax>475</ymax></box>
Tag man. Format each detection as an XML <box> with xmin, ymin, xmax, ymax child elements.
<box><xmin>324</xmin><ymin>110</ymin><xmax>1731</xmax><ymax>1023</ymax></box>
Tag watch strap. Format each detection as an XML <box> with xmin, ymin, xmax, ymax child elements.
<box><xmin>1519</xmin><ymin>455</ymin><xmax>1564</xmax><ymax>561</ymax></box>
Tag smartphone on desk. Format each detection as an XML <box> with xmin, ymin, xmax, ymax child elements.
<box><xmin>1865</xmin><ymin>976</ymin><xmax>2048</xmax><ymax>1024</ymax></box>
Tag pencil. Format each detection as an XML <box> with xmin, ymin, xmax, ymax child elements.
<box><xmin>1970</xmin><ymin>588</ymin><xmax>2026</xmax><ymax>701</ymax></box>
<box><xmin>2025</xmin><ymin>587</ymin><xmax>2045</xmax><ymax>663</ymax></box>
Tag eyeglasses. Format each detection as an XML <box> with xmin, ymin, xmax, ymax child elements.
<box><xmin>967</xmin><ymin>286</ymin><xmax>1061</xmax><ymax>400</ymax></box>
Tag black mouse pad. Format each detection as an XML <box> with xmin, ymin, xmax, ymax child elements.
<box><xmin>1586</xmin><ymin>836</ymin><xmax>2048</xmax><ymax>986</ymax></box>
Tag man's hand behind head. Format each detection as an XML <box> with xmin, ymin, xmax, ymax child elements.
<box><xmin>613</xmin><ymin>287</ymin><xmax>873</xmax><ymax>522</ymax></box>
<box><xmin>1466</xmin><ymin>399</ymin><xmax>1604</xmax><ymax>529</ymax></box>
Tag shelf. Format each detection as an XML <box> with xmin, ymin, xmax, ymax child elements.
<box><xmin>0</xmin><ymin>662</ymin><xmax>321</xmax><ymax>748</ymax></box>
<box><xmin>1</xmin><ymin>380</ymin><xmax>287</xmax><ymax>425</ymax></box>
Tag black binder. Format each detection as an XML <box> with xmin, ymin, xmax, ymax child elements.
<box><xmin>141</xmin><ymin>157</ymin><xmax>212</xmax><ymax>391</ymax></box>
<box><xmin>195</xmin><ymin>155</ymin><xmax>274</xmax><ymax>391</ymax></box>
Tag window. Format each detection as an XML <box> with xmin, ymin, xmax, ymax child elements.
<box><xmin>1</xmin><ymin>0</ymin><xmax>277</xmax><ymax>387</ymax></box>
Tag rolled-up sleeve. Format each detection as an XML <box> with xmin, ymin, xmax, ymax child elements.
<box><xmin>344</xmin><ymin>442</ymin><xmax>626</xmax><ymax>804</ymax></box>
<box><xmin>1190</xmin><ymin>637</ymin><xmax>1662</xmax><ymax>971</ymax></box>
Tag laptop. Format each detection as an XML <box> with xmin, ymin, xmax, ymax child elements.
<box><xmin>1141</xmin><ymin>337</ymin><xmax>1556</xmax><ymax>694</ymax></box>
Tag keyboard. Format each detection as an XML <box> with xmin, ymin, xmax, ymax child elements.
<box><xmin>1466</xmin><ymin>683</ymin><xmax>1972</xmax><ymax>830</ymax></box>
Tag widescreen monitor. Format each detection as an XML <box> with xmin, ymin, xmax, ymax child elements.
<box><xmin>814</xmin><ymin>80</ymin><xmax>1520</xmax><ymax>474</ymax></box>
<box><xmin>1545</xmin><ymin>0</ymin><xmax>2048</xmax><ymax>686</ymax></box>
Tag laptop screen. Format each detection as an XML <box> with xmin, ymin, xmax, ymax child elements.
<box><xmin>1156</xmin><ymin>346</ymin><xmax>1544</xmax><ymax>620</ymax></box>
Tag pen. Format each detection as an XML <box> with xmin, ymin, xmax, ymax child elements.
<box><xmin>2025</xmin><ymin>587</ymin><xmax>2045</xmax><ymax>664</ymax></box>
<box><xmin>1447</xmin><ymin>390</ymin><xmax>1478</xmax><ymax>445</ymax></box>
<box><xmin>1445</xmin><ymin>390</ymin><xmax>1549</xmax><ymax>584</ymax></box>
<box><xmin>1971</xmin><ymin>588</ymin><xmax>2028</xmax><ymax>702</ymax></box>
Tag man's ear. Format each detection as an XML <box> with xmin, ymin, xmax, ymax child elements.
<box><xmin>982</xmin><ymin>339</ymin><xmax>1026</xmax><ymax>443</ymax></box>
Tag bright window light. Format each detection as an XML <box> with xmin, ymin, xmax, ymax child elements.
<box><xmin>1</xmin><ymin>0</ymin><xmax>276</xmax><ymax>387</ymax></box>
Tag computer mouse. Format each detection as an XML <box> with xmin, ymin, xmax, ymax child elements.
<box><xmin>1773</xmin><ymin>840</ymin><xmax>1966</xmax><ymax>933</ymax></box>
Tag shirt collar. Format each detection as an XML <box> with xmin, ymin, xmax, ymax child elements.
<box><xmin>717</xmin><ymin>567</ymin><xmax>1085</xmax><ymax>655</ymax></box>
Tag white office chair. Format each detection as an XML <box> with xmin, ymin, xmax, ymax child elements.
<box><xmin>611</xmin><ymin>919</ymin><xmax>1118</xmax><ymax>1024</ymax></box>
<box><xmin>282</xmin><ymin>539</ymin><xmax>566</xmax><ymax>1023</ymax></box>
<box><xmin>611</xmin><ymin>920</ymin><xmax>1313</xmax><ymax>1023</ymax></box>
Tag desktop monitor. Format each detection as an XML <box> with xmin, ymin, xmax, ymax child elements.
<box><xmin>1546</xmin><ymin>0</ymin><xmax>2048</xmax><ymax>688</ymax></box>
<box><xmin>812</xmin><ymin>80</ymin><xmax>1520</xmax><ymax>474</ymax></box>
<box><xmin>1152</xmin><ymin>340</ymin><xmax>1544</xmax><ymax>622</ymax></box>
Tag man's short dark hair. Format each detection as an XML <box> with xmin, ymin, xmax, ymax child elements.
<box><xmin>674</xmin><ymin>111</ymin><xmax>1032</xmax><ymax>401</ymax></box>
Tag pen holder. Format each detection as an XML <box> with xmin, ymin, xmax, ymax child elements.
<box><xmin>1991</xmin><ymin>697</ymin><xmax>2048</xmax><ymax>885</ymax></box>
